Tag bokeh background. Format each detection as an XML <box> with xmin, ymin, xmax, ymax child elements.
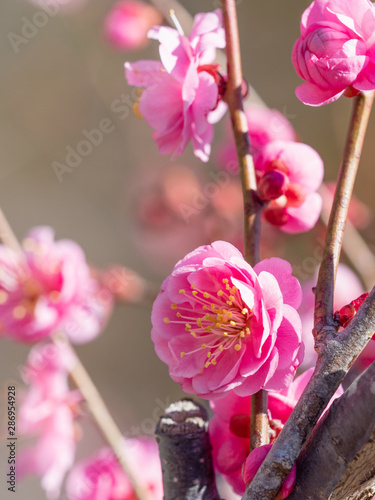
<box><xmin>1</xmin><ymin>0</ymin><xmax>375</xmax><ymax>498</ymax></box>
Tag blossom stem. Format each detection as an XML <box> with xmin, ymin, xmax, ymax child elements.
<box><xmin>0</xmin><ymin>208</ymin><xmax>148</xmax><ymax>500</ymax></box>
<box><xmin>54</xmin><ymin>334</ymin><xmax>149</xmax><ymax>500</ymax></box>
<box><xmin>221</xmin><ymin>0</ymin><xmax>267</xmax><ymax>452</ymax></box>
<box><xmin>314</xmin><ymin>91</ymin><xmax>374</xmax><ymax>340</ymax></box>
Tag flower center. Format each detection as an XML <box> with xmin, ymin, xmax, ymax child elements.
<box><xmin>164</xmin><ymin>278</ymin><xmax>252</xmax><ymax>369</ymax></box>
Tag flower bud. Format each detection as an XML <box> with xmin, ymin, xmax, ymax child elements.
<box><xmin>258</xmin><ymin>170</ymin><xmax>289</xmax><ymax>201</ymax></box>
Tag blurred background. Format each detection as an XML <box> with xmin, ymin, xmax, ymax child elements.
<box><xmin>1</xmin><ymin>0</ymin><xmax>375</xmax><ymax>498</ymax></box>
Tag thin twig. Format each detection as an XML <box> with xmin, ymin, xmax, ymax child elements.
<box><xmin>0</xmin><ymin>209</ymin><xmax>148</xmax><ymax>500</ymax></box>
<box><xmin>314</xmin><ymin>91</ymin><xmax>375</xmax><ymax>340</ymax></box>
<box><xmin>221</xmin><ymin>0</ymin><xmax>267</xmax><ymax>451</ymax></box>
<box><xmin>319</xmin><ymin>184</ymin><xmax>375</xmax><ymax>291</ymax></box>
<box><xmin>54</xmin><ymin>334</ymin><xmax>148</xmax><ymax>500</ymax></box>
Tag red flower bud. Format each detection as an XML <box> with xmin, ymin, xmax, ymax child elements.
<box><xmin>334</xmin><ymin>293</ymin><xmax>373</xmax><ymax>339</ymax></box>
<box><xmin>230</xmin><ymin>414</ymin><xmax>251</xmax><ymax>438</ymax></box>
<box><xmin>258</xmin><ymin>170</ymin><xmax>289</xmax><ymax>201</ymax></box>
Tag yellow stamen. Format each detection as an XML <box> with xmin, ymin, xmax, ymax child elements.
<box><xmin>234</xmin><ymin>344</ymin><xmax>242</xmax><ymax>351</ymax></box>
<box><xmin>171</xmin><ymin>304</ymin><xmax>177</xmax><ymax>310</ymax></box>
<box><xmin>229</xmin><ymin>295</ymin><xmax>235</xmax><ymax>302</ymax></box>
<box><xmin>179</xmin><ymin>289</ymin><xmax>186</xmax><ymax>294</ymax></box>
<box><xmin>203</xmin><ymin>292</ymin><xmax>210</xmax><ymax>299</ymax></box>
<box><xmin>201</xmin><ymin>343</ymin><xmax>207</xmax><ymax>348</ymax></box>
<box><xmin>230</xmin><ymin>320</ymin><xmax>236</xmax><ymax>326</ymax></box>
<box><xmin>205</xmin><ymin>361</ymin><xmax>210</xmax><ymax>368</ymax></box>
<box><xmin>192</xmin><ymin>291</ymin><xmax>198</xmax><ymax>296</ymax></box>
<box><xmin>185</xmin><ymin>324</ymin><xmax>191</xmax><ymax>330</ymax></box>
<box><xmin>207</xmin><ymin>352</ymin><xmax>211</xmax><ymax>358</ymax></box>
<box><xmin>164</xmin><ymin>318</ymin><xmax>170</xmax><ymax>324</ymax></box>
<box><xmin>241</xmin><ymin>308</ymin><xmax>248</xmax><ymax>315</ymax></box>
<box><xmin>132</xmin><ymin>101</ymin><xmax>142</xmax><ymax>119</ymax></box>
<box><xmin>190</xmin><ymin>331</ymin><xmax>197</xmax><ymax>337</ymax></box>
<box><xmin>219</xmin><ymin>345</ymin><xmax>224</xmax><ymax>351</ymax></box>
<box><xmin>211</xmin><ymin>359</ymin><xmax>217</xmax><ymax>365</ymax></box>
<box><xmin>217</xmin><ymin>290</ymin><xmax>224</xmax><ymax>297</ymax></box>
<box><xmin>223</xmin><ymin>279</ymin><xmax>229</xmax><ymax>284</ymax></box>
<box><xmin>180</xmin><ymin>352</ymin><xmax>185</xmax><ymax>358</ymax></box>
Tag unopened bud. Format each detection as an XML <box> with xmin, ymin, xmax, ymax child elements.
<box><xmin>230</xmin><ymin>413</ymin><xmax>251</xmax><ymax>438</ymax></box>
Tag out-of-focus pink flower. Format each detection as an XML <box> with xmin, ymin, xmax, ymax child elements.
<box><xmin>300</xmin><ymin>264</ymin><xmax>364</xmax><ymax>370</ymax></box>
<box><xmin>65</xmin><ymin>437</ymin><xmax>163</xmax><ymax>500</ymax></box>
<box><xmin>209</xmin><ymin>368</ymin><xmax>343</xmax><ymax>495</ymax></box>
<box><xmin>18</xmin><ymin>342</ymin><xmax>81</xmax><ymax>499</ymax></box>
<box><xmin>256</xmin><ymin>141</ymin><xmax>324</xmax><ymax>233</ymax></box>
<box><xmin>151</xmin><ymin>241</ymin><xmax>303</xmax><ymax>399</ymax></box>
<box><xmin>217</xmin><ymin>104</ymin><xmax>297</xmax><ymax>173</ymax></box>
<box><xmin>104</xmin><ymin>1</ymin><xmax>162</xmax><ymax>51</ymax></box>
<box><xmin>125</xmin><ymin>10</ymin><xmax>226</xmax><ymax>161</ymax></box>
<box><xmin>292</xmin><ymin>0</ymin><xmax>375</xmax><ymax>106</ymax></box>
<box><xmin>0</xmin><ymin>226</ymin><xmax>113</xmax><ymax>343</ymax></box>
<box><xmin>243</xmin><ymin>444</ymin><xmax>296</xmax><ymax>499</ymax></box>
<box><xmin>322</xmin><ymin>182</ymin><xmax>371</xmax><ymax>229</ymax></box>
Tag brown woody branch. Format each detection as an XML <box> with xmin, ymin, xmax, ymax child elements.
<box><xmin>155</xmin><ymin>399</ymin><xmax>221</xmax><ymax>500</ymax></box>
<box><xmin>288</xmin><ymin>362</ymin><xmax>375</xmax><ymax>499</ymax></box>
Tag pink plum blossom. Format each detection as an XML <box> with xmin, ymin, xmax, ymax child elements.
<box><xmin>65</xmin><ymin>437</ymin><xmax>163</xmax><ymax>500</ymax></box>
<box><xmin>18</xmin><ymin>341</ymin><xmax>81</xmax><ymax>499</ymax></box>
<box><xmin>256</xmin><ymin>141</ymin><xmax>324</xmax><ymax>233</ymax></box>
<box><xmin>217</xmin><ymin>104</ymin><xmax>297</xmax><ymax>172</ymax></box>
<box><xmin>0</xmin><ymin>226</ymin><xmax>113</xmax><ymax>343</ymax></box>
<box><xmin>209</xmin><ymin>368</ymin><xmax>343</xmax><ymax>495</ymax></box>
<box><xmin>125</xmin><ymin>10</ymin><xmax>226</xmax><ymax>161</ymax></box>
<box><xmin>104</xmin><ymin>1</ymin><xmax>162</xmax><ymax>51</ymax></box>
<box><xmin>243</xmin><ymin>444</ymin><xmax>296</xmax><ymax>499</ymax></box>
<box><xmin>151</xmin><ymin>241</ymin><xmax>303</xmax><ymax>399</ymax></box>
<box><xmin>292</xmin><ymin>0</ymin><xmax>375</xmax><ymax>106</ymax></box>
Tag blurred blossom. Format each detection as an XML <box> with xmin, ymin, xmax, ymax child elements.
<box><xmin>151</xmin><ymin>241</ymin><xmax>303</xmax><ymax>399</ymax></box>
<box><xmin>217</xmin><ymin>104</ymin><xmax>297</xmax><ymax>172</ymax></box>
<box><xmin>256</xmin><ymin>141</ymin><xmax>324</xmax><ymax>233</ymax></box>
<box><xmin>129</xmin><ymin>165</ymin><xmax>286</xmax><ymax>274</ymax></box>
<box><xmin>18</xmin><ymin>341</ymin><xmax>82</xmax><ymax>499</ymax></box>
<box><xmin>209</xmin><ymin>368</ymin><xmax>343</xmax><ymax>495</ymax></box>
<box><xmin>104</xmin><ymin>1</ymin><xmax>162</xmax><ymax>51</ymax></box>
<box><xmin>0</xmin><ymin>226</ymin><xmax>113</xmax><ymax>344</ymax></box>
<box><xmin>299</xmin><ymin>263</ymin><xmax>364</xmax><ymax>370</ymax></box>
<box><xmin>65</xmin><ymin>437</ymin><xmax>163</xmax><ymax>500</ymax></box>
<box><xmin>292</xmin><ymin>0</ymin><xmax>375</xmax><ymax>106</ymax></box>
<box><xmin>125</xmin><ymin>10</ymin><xmax>226</xmax><ymax>161</ymax></box>
<box><xmin>322</xmin><ymin>182</ymin><xmax>371</xmax><ymax>229</ymax></box>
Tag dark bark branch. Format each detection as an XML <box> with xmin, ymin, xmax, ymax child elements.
<box><xmin>241</xmin><ymin>287</ymin><xmax>375</xmax><ymax>500</ymax></box>
<box><xmin>288</xmin><ymin>362</ymin><xmax>375</xmax><ymax>499</ymax></box>
<box><xmin>155</xmin><ymin>399</ymin><xmax>220</xmax><ymax>500</ymax></box>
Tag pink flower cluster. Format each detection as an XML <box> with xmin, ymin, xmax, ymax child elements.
<box><xmin>209</xmin><ymin>368</ymin><xmax>343</xmax><ymax>495</ymax></box>
<box><xmin>0</xmin><ymin>226</ymin><xmax>112</xmax><ymax>343</ymax></box>
<box><xmin>66</xmin><ymin>437</ymin><xmax>163</xmax><ymax>500</ymax></box>
<box><xmin>293</xmin><ymin>0</ymin><xmax>375</xmax><ymax>106</ymax></box>
<box><xmin>18</xmin><ymin>341</ymin><xmax>81</xmax><ymax>499</ymax></box>
<box><xmin>125</xmin><ymin>10</ymin><xmax>226</xmax><ymax>161</ymax></box>
<box><xmin>217</xmin><ymin>104</ymin><xmax>324</xmax><ymax>233</ymax></box>
<box><xmin>151</xmin><ymin>241</ymin><xmax>303</xmax><ymax>399</ymax></box>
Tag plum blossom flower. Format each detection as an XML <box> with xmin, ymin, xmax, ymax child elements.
<box><xmin>256</xmin><ymin>141</ymin><xmax>324</xmax><ymax>233</ymax></box>
<box><xmin>104</xmin><ymin>1</ymin><xmax>162</xmax><ymax>51</ymax></box>
<box><xmin>243</xmin><ymin>444</ymin><xmax>296</xmax><ymax>499</ymax></box>
<box><xmin>18</xmin><ymin>341</ymin><xmax>81</xmax><ymax>499</ymax></box>
<box><xmin>125</xmin><ymin>10</ymin><xmax>226</xmax><ymax>161</ymax></box>
<box><xmin>65</xmin><ymin>437</ymin><xmax>163</xmax><ymax>500</ymax></box>
<box><xmin>0</xmin><ymin>226</ymin><xmax>113</xmax><ymax>343</ymax></box>
<box><xmin>151</xmin><ymin>241</ymin><xmax>303</xmax><ymax>399</ymax></box>
<box><xmin>209</xmin><ymin>368</ymin><xmax>343</xmax><ymax>495</ymax></box>
<box><xmin>292</xmin><ymin>0</ymin><xmax>375</xmax><ymax>106</ymax></box>
<box><xmin>217</xmin><ymin>104</ymin><xmax>297</xmax><ymax>172</ymax></box>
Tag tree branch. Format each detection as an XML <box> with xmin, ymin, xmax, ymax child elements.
<box><xmin>221</xmin><ymin>0</ymin><xmax>267</xmax><ymax>451</ymax></box>
<box><xmin>288</xmin><ymin>362</ymin><xmax>375</xmax><ymax>499</ymax></box>
<box><xmin>155</xmin><ymin>399</ymin><xmax>221</xmax><ymax>500</ymax></box>
<box><xmin>314</xmin><ymin>91</ymin><xmax>374</xmax><ymax>340</ymax></box>
<box><xmin>241</xmin><ymin>286</ymin><xmax>375</xmax><ymax>500</ymax></box>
